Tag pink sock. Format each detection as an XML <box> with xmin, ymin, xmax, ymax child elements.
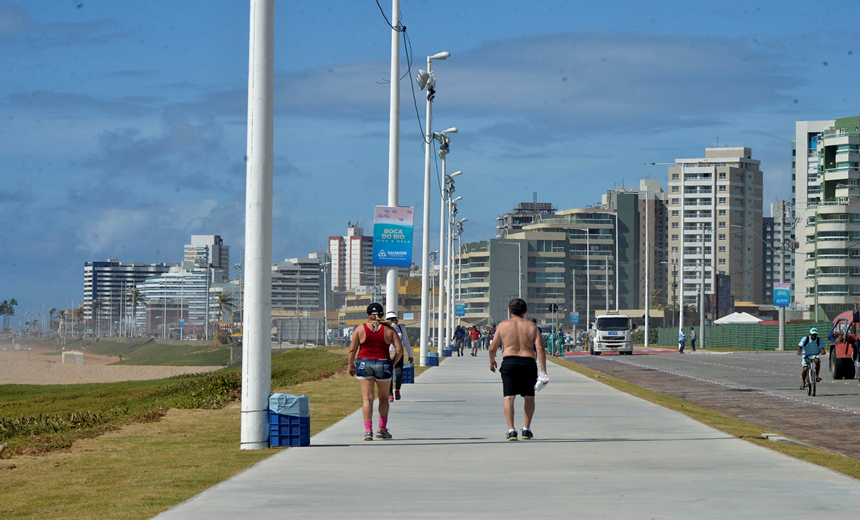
<box><xmin>379</xmin><ymin>416</ymin><xmax>388</xmax><ymax>430</ymax></box>
<box><xmin>364</xmin><ymin>420</ymin><xmax>372</xmax><ymax>432</ymax></box>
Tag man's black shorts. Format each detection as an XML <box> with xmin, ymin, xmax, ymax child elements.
<box><xmin>500</xmin><ymin>356</ymin><xmax>538</xmax><ymax>397</ymax></box>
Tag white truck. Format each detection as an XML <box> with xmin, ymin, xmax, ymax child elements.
<box><xmin>587</xmin><ymin>312</ymin><xmax>633</xmax><ymax>355</ymax></box>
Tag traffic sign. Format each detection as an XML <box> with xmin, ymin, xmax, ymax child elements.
<box><xmin>570</xmin><ymin>313</ymin><xmax>579</xmax><ymax>325</ymax></box>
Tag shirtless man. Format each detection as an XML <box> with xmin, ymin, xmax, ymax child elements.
<box><xmin>489</xmin><ymin>298</ymin><xmax>548</xmax><ymax>441</ymax></box>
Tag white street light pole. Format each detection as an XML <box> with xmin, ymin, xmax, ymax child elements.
<box><xmin>417</xmin><ymin>52</ymin><xmax>449</xmax><ymax>365</ymax></box>
<box><xmin>384</xmin><ymin>0</ymin><xmax>401</xmax><ymax>322</ymax></box>
<box><xmin>447</xmin><ymin>196</ymin><xmax>462</xmax><ymax>349</ymax></box>
<box><xmin>240</xmin><ymin>0</ymin><xmax>274</xmax><ymax>451</ymax></box>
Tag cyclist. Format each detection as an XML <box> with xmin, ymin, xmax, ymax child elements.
<box><xmin>797</xmin><ymin>327</ymin><xmax>825</xmax><ymax>390</ymax></box>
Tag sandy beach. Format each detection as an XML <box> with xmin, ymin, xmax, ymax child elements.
<box><xmin>0</xmin><ymin>346</ymin><xmax>220</xmax><ymax>385</ymax></box>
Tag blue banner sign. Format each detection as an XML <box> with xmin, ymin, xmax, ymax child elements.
<box><xmin>455</xmin><ymin>300</ymin><xmax>466</xmax><ymax>317</ymax></box>
<box><xmin>773</xmin><ymin>282</ymin><xmax>790</xmax><ymax>307</ymax></box>
<box><xmin>372</xmin><ymin>205</ymin><xmax>414</xmax><ymax>267</ymax></box>
<box><xmin>570</xmin><ymin>313</ymin><xmax>579</xmax><ymax>325</ymax></box>
<box><xmin>179</xmin><ymin>319</ymin><xmax>185</xmax><ymax>327</ymax></box>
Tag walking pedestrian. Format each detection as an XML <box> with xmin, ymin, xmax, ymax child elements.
<box><xmin>690</xmin><ymin>326</ymin><xmax>697</xmax><ymax>352</ymax></box>
<box><xmin>678</xmin><ymin>327</ymin><xmax>686</xmax><ymax>354</ymax></box>
<box><xmin>386</xmin><ymin>311</ymin><xmax>413</xmax><ymax>403</ymax></box>
<box><xmin>454</xmin><ymin>326</ymin><xmax>465</xmax><ymax>356</ymax></box>
<box><xmin>489</xmin><ymin>299</ymin><xmax>548</xmax><ymax>441</ymax></box>
<box><xmin>348</xmin><ymin>303</ymin><xmax>403</xmax><ymax>441</ymax></box>
<box><xmin>470</xmin><ymin>326</ymin><xmax>480</xmax><ymax>356</ymax></box>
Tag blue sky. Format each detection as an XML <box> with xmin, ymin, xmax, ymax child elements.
<box><xmin>2</xmin><ymin>0</ymin><xmax>860</xmax><ymax>317</ymax></box>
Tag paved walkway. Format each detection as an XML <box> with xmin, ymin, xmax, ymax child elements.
<box><xmin>156</xmin><ymin>353</ymin><xmax>860</xmax><ymax>519</ymax></box>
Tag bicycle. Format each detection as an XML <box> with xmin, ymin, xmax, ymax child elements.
<box><xmin>805</xmin><ymin>356</ymin><xmax>817</xmax><ymax>397</ymax></box>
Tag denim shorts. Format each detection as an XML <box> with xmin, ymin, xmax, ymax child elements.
<box><xmin>355</xmin><ymin>358</ymin><xmax>393</xmax><ymax>381</ymax></box>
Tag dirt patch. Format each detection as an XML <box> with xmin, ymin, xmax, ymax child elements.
<box><xmin>568</xmin><ymin>356</ymin><xmax>860</xmax><ymax>460</ymax></box>
<box><xmin>0</xmin><ymin>347</ymin><xmax>219</xmax><ymax>385</ymax></box>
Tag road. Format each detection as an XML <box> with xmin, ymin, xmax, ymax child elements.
<box><xmin>564</xmin><ymin>349</ymin><xmax>860</xmax><ymax>458</ymax></box>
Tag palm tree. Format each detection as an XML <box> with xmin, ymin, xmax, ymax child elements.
<box><xmin>1</xmin><ymin>299</ymin><xmax>17</xmax><ymax>331</ymax></box>
<box><xmin>215</xmin><ymin>293</ymin><xmax>235</xmax><ymax>324</ymax></box>
<box><xmin>49</xmin><ymin>308</ymin><xmax>57</xmax><ymax>332</ymax></box>
<box><xmin>128</xmin><ymin>289</ymin><xmax>143</xmax><ymax>336</ymax></box>
<box><xmin>91</xmin><ymin>299</ymin><xmax>102</xmax><ymax>337</ymax></box>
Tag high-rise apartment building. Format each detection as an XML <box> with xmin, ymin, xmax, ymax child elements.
<box><xmin>799</xmin><ymin>116</ymin><xmax>860</xmax><ymax>318</ymax></box>
<box><xmin>770</xmin><ymin>201</ymin><xmax>795</xmax><ymax>304</ymax></box>
<box><xmin>457</xmin><ymin>208</ymin><xmax>617</xmax><ymax>326</ymax></box>
<box><xmin>638</xmin><ymin>179</ymin><xmax>670</xmax><ymax>310</ymax></box>
<box><xmin>184</xmin><ymin>235</ymin><xmax>230</xmax><ymax>282</ymax></box>
<box><xmin>762</xmin><ymin>217</ymin><xmax>775</xmax><ymax>302</ymax></box>
<box><xmin>328</xmin><ymin>222</ymin><xmax>378</xmax><ymax>292</ymax></box>
<box><xmin>84</xmin><ymin>260</ymin><xmax>177</xmax><ymax>320</ymax></box>
<box><xmin>496</xmin><ymin>195</ymin><xmax>556</xmax><ymax>235</ymax></box>
<box><xmin>666</xmin><ymin>146</ymin><xmax>764</xmax><ymax>314</ymax></box>
<box><xmin>271</xmin><ymin>258</ymin><xmax>324</xmax><ymax>313</ymax></box>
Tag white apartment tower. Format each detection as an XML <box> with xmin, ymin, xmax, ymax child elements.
<box><xmin>793</xmin><ymin>120</ymin><xmax>834</xmax><ymax>311</ymax></box>
<box><xmin>328</xmin><ymin>222</ymin><xmax>377</xmax><ymax>292</ymax></box>
<box><xmin>667</xmin><ymin>147</ymin><xmax>764</xmax><ymax>312</ymax></box>
<box><xmin>184</xmin><ymin>235</ymin><xmax>230</xmax><ymax>282</ymax></box>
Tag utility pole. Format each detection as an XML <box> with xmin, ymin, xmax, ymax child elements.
<box><xmin>700</xmin><ymin>224</ymin><xmax>706</xmax><ymax>349</ymax></box>
<box><xmin>644</xmin><ymin>194</ymin><xmax>650</xmax><ymax>349</ymax></box>
<box><xmin>384</xmin><ymin>0</ymin><xmax>401</xmax><ymax>322</ymax></box>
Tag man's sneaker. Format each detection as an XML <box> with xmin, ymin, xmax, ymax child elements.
<box><xmin>521</xmin><ymin>428</ymin><xmax>534</xmax><ymax>440</ymax></box>
<box><xmin>363</xmin><ymin>431</ymin><xmax>373</xmax><ymax>441</ymax></box>
<box><xmin>376</xmin><ymin>428</ymin><xmax>393</xmax><ymax>440</ymax></box>
<box><xmin>506</xmin><ymin>430</ymin><xmax>518</xmax><ymax>441</ymax></box>
<box><xmin>388</xmin><ymin>394</ymin><xmax>394</xmax><ymax>402</ymax></box>
<box><xmin>395</xmin><ymin>390</ymin><xmax>401</xmax><ymax>401</ymax></box>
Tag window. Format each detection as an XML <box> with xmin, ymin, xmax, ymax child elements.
<box><xmin>719</xmin><ymin>185</ymin><xmax>726</xmax><ymax>192</ymax></box>
<box><xmin>672</xmin><ymin>173</ymin><xmax>679</xmax><ymax>180</ymax></box>
<box><xmin>719</xmin><ymin>172</ymin><xmax>726</xmax><ymax>179</ymax></box>
<box><xmin>718</xmin><ymin>197</ymin><xmax>726</xmax><ymax>204</ymax></box>
<box><xmin>719</xmin><ymin>234</ymin><xmax>726</xmax><ymax>241</ymax></box>
<box><xmin>671</xmin><ymin>210</ymin><xmax>679</xmax><ymax>217</ymax></box>
<box><xmin>718</xmin><ymin>209</ymin><xmax>726</xmax><ymax>216</ymax></box>
<box><xmin>718</xmin><ymin>246</ymin><xmax>726</xmax><ymax>253</ymax></box>
<box><xmin>719</xmin><ymin>258</ymin><xmax>726</xmax><ymax>265</ymax></box>
<box><xmin>671</xmin><ymin>198</ymin><xmax>679</xmax><ymax>205</ymax></box>
<box><xmin>718</xmin><ymin>222</ymin><xmax>726</xmax><ymax>228</ymax></box>
<box><xmin>671</xmin><ymin>186</ymin><xmax>679</xmax><ymax>193</ymax></box>
<box><xmin>671</xmin><ymin>234</ymin><xmax>678</xmax><ymax>241</ymax></box>
<box><xmin>671</xmin><ymin>246</ymin><xmax>678</xmax><ymax>253</ymax></box>
<box><xmin>671</xmin><ymin>222</ymin><xmax>678</xmax><ymax>229</ymax></box>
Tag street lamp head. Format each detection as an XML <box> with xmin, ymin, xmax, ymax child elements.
<box><xmin>449</xmin><ymin>170</ymin><xmax>463</xmax><ymax>177</ymax></box>
<box><xmin>430</xmin><ymin>51</ymin><xmax>450</xmax><ymax>60</ymax></box>
<box><xmin>442</xmin><ymin>127</ymin><xmax>458</xmax><ymax>134</ymax></box>
<box><xmin>458</xmin><ymin>218</ymin><xmax>468</xmax><ymax>223</ymax></box>
<box><xmin>643</xmin><ymin>162</ymin><xmax>656</xmax><ymax>165</ymax></box>
<box><xmin>417</xmin><ymin>69</ymin><xmax>436</xmax><ymax>91</ymax></box>
<box><xmin>453</xmin><ymin>196</ymin><xmax>463</xmax><ymax>202</ymax></box>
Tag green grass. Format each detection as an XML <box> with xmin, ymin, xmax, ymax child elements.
<box><xmin>0</xmin><ymin>348</ymin><xmax>347</xmax><ymax>456</ymax></box>
<box><xmin>0</xmin><ymin>348</ymin><xmax>434</xmax><ymax>520</ymax></box>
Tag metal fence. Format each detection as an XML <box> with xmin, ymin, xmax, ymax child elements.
<box><xmin>655</xmin><ymin>322</ymin><xmax>832</xmax><ymax>350</ymax></box>
<box><xmin>273</xmin><ymin>318</ymin><xmax>325</xmax><ymax>344</ymax></box>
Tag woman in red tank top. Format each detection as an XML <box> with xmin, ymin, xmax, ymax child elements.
<box><xmin>348</xmin><ymin>302</ymin><xmax>403</xmax><ymax>441</ymax></box>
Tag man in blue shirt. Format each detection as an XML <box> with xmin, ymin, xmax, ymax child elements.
<box><xmin>797</xmin><ymin>327</ymin><xmax>825</xmax><ymax>390</ymax></box>
<box><xmin>678</xmin><ymin>328</ymin><xmax>686</xmax><ymax>354</ymax></box>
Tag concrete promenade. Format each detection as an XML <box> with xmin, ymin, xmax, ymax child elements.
<box><xmin>156</xmin><ymin>353</ymin><xmax>860</xmax><ymax>519</ymax></box>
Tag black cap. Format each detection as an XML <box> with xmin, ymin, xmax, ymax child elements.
<box><xmin>366</xmin><ymin>302</ymin><xmax>384</xmax><ymax>317</ymax></box>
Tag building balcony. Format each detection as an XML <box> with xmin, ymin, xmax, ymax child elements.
<box><xmin>824</xmin><ymin>167</ymin><xmax>860</xmax><ymax>183</ymax></box>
